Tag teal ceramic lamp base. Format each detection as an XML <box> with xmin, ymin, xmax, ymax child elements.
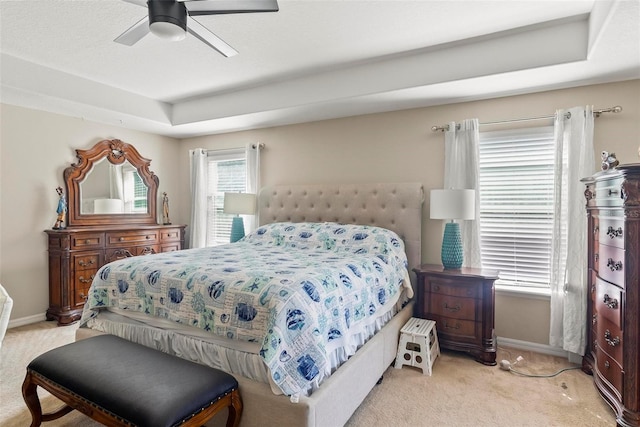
<box><xmin>441</xmin><ymin>221</ymin><xmax>463</xmax><ymax>269</ymax></box>
<box><xmin>230</xmin><ymin>216</ymin><xmax>245</xmax><ymax>243</ymax></box>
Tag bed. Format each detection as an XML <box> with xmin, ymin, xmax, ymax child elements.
<box><xmin>76</xmin><ymin>182</ymin><xmax>424</xmax><ymax>427</ymax></box>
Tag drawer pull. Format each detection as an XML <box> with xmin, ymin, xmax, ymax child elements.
<box><xmin>608</xmin><ymin>189</ymin><xmax>619</xmax><ymax>196</ymax></box>
<box><xmin>593</xmin><ymin>225</ymin><xmax>599</xmax><ymax>235</ymax></box>
<box><xmin>604</xmin><ymin>360</ymin><xmax>610</xmax><ymax>369</ymax></box>
<box><xmin>604</xmin><ymin>329</ymin><xmax>620</xmax><ymax>347</ymax></box>
<box><xmin>140</xmin><ymin>247</ymin><xmax>156</xmax><ymax>256</ymax></box>
<box><xmin>146</xmin><ymin>235</ymin><xmax>151</xmax><ymax>239</ymax></box>
<box><xmin>119</xmin><ymin>237</ymin><xmax>125</xmax><ymax>242</ymax></box>
<box><xmin>78</xmin><ymin>259</ymin><xmax>95</xmax><ymax>267</ymax></box>
<box><xmin>603</xmin><ymin>294</ymin><xmax>619</xmax><ymax>309</ymax></box>
<box><xmin>606</xmin><ymin>226</ymin><xmax>623</xmax><ymax>239</ymax></box>
<box><xmin>85</xmin><ymin>239</ymin><xmax>91</xmax><ymax>244</ymax></box>
<box><xmin>443</xmin><ymin>322</ymin><xmax>460</xmax><ymax>330</ymax></box>
<box><xmin>79</xmin><ymin>293</ymin><xmax>88</xmax><ymax>300</ymax></box>
<box><xmin>434</xmin><ymin>285</ymin><xmax>440</xmax><ymax>292</ymax></box>
<box><xmin>607</xmin><ymin>258</ymin><xmax>623</xmax><ymax>272</ymax></box>
<box><xmin>443</xmin><ymin>302</ymin><xmax>461</xmax><ymax>312</ymax></box>
<box><xmin>594</xmin><ymin>253</ymin><xmax>599</xmax><ymax>263</ymax></box>
<box><xmin>79</xmin><ymin>274</ymin><xmax>95</xmax><ymax>284</ymax></box>
<box><xmin>592</xmin><ymin>314</ymin><xmax>597</xmax><ymax>325</ymax></box>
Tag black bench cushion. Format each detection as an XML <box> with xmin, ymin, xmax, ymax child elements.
<box><xmin>28</xmin><ymin>334</ymin><xmax>238</xmax><ymax>427</ymax></box>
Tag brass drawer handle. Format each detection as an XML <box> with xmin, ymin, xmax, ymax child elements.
<box><xmin>444</xmin><ymin>322</ymin><xmax>460</xmax><ymax>330</ymax></box>
<box><xmin>119</xmin><ymin>237</ymin><xmax>125</xmax><ymax>242</ymax></box>
<box><xmin>604</xmin><ymin>329</ymin><xmax>620</xmax><ymax>347</ymax></box>
<box><xmin>603</xmin><ymin>294</ymin><xmax>618</xmax><ymax>309</ymax></box>
<box><xmin>85</xmin><ymin>239</ymin><xmax>91</xmax><ymax>244</ymax></box>
<box><xmin>78</xmin><ymin>259</ymin><xmax>95</xmax><ymax>267</ymax></box>
<box><xmin>607</xmin><ymin>258</ymin><xmax>623</xmax><ymax>271</ymax></box>
<box><xmin>443</xmin><ymin>302</ymin><xmax>461</xmax><ymax>312</ymax></box>
<box><xmin>79</xmin><ymin>274</ymin><xmax>95</xmax><ymax>284</ymax></box>
<box><xmin>607</xmin><ymin>226</ymin><xmax>623</xmax><ymax>239</ymax></box>
<box><xmin>79</xmin><ymin>292</ymin><xmax>88</xmax><ymax>300</ymax></box>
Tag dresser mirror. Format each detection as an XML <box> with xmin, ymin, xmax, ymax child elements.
<box><xmin>64</xmin><ymin>139</ymin><xmax>159</xmax><ymax>227</ymax></box>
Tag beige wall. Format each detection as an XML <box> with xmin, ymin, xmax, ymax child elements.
<box><xmin>2</xmin><ymin>80</ymin><xmax>638</xmax><ymax>347</ymax></box>
<box><xmin>178</xmin><ymin>79</ymin><xmax>640</xmax><ymax>345</ymax></box>
<box><xmin>0</xmin><ymin>105</ymin><xmax>183</xmax><ymax>321</ymax></box>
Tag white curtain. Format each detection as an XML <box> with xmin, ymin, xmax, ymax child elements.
<box><xmin>108</xmin><ymin>164</ymin><xmax>124</xmax><ymax>201</ymax></box>
<box><xmin>189</xmin><ymin>148</ymin><xmax>208</xmax><ymax>249</ymax></box>
<box><xmin>443</xmin><ymin>119</ymin><xmax>482</xmax><ymax>268</ymax></box>
<box><xmin>245</xmin><ymin>143</ymin><xmax>261</xmax><ymax>233</ymax></box>
<box><xmin>549</xmin><ymin>106</ymin><xmax>595</xmax><ymax>356</ymax></box>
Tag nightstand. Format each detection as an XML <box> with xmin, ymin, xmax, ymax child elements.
<box><xmin>413</xmin><ymin>264</ymin><xmax>499</xmax><ymax>365</ymax></box>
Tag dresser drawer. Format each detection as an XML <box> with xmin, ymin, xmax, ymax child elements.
<box><xmin>71</xmin><ymin>233</ymin><xmax>105</xmax><ymax>250</ymax></box>
<box><xmin>429</xmin><ymin>278</ymin><xmax>480</xmax><ymax>299</ymax></box>
<box><xmin>161</xmin><ymin>243</ymin><xmax>181</xmax><ymax>253</ymax></box>
<box><xmin>105</xmin><ymin>247</ymin><xmax>135</xmax><ymax>263</ymax></box>
<box><xmin>594</xmin><ymin>176</ymin><xmax>624</xmax><ymax>208</ymax></box>
<box><xmin>107</xmin><ymin>230</ymin><xmax>159</xmax><ymax>246</ymax></box>
<box><xmin>595</xmin><ymin>345</ymin><xmax>623</xmax><ymax>401</ymax></box>
<box><xmin>595</xmin><ymin>277</ymin><xmax>622</xmax><ymax>328</ymax></box>
<box><xmin>595</xmin><ymin>314</ymin><xmax>623</xmax><ymax>364</ymax></box>
<box><xmin>160</xmin><ymin>228</ymin><xmax>182</xmax><ymax>242</ymax></box>
<box><xmin>429</xmin><ymin>293</ymin><xmax>476</xmax><ymax>321</ymax></box>
<box><xmin>598</xmin><ymin>217</ymin><xmax>625</xmax><ymax>249</ymax></box>
<box><xmin>598</xmin><ymin>245</ymin><xmax>626</xmax><ymax>286</ymax></box>
<box><xmin>73</xmin><ymin>285</ymin><xmax>91</xmax><ymax>308</ymax></box>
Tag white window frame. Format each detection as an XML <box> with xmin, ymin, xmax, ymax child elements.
<box><xmin>478</xmin><ymin>126</ymin><xmax>559</xmax><ymax>293</ymax></box>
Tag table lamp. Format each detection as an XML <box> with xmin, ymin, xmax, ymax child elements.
<box><xmin>223</xmin><ymin>192</ymin><xmax>257</xmax><ymax>243</ymax></box>
<box><xmin>430</xmin><ymin>189</ymin><xmax>476</xmax><ymax>269</ymax></box>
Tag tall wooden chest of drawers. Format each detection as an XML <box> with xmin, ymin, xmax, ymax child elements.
<box><xmin>45</xmin><ymin>224</ymin><xmax>185</xmax><ymax>325</ymax></box>
<box><xmin>582</xmin><ymin>164</ymin><xmax>640</xmax><ymax>427</ymax></box>
<box><xmin>413</xmin><ymin>264</ymin><xmax>499</xmax><ymax>365</ymax></box>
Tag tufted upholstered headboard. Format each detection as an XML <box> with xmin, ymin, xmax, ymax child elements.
<box><xmin>258</xmin><ymin>183</ymin><xmax>424</xmax><ymax>285</ymax></box>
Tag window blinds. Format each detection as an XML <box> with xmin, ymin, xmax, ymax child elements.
<box><xmin>478</xmin><ymin>126</ymin><xmax>556</xmax><ymax>288</ymax></box>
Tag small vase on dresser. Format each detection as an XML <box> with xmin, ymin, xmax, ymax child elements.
<box><xmin>582</xmin><ymin>163</ymin><xmax>640</xmax><ymax>427</ymax></box>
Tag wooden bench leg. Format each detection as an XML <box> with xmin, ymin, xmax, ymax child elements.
<box><xmin>22</xmin><ymin>370</ymin><xmax>75</xmax><ymax>427</ymax></box>
<box><xmin>226</xmin><ymin>389</ymin><xmax>243</xmax><ymax>427</ymax></box>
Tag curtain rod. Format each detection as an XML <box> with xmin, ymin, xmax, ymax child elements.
<box><xmin>430</xmin><ymin>105</ymin><xmax>623</xmax><ymax>132</ymax></box>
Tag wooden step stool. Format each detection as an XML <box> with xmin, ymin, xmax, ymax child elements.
<box><xmin>394</xmin><ymin>317</ymin><xmax>440</xmax><ymax>375</ymax></box>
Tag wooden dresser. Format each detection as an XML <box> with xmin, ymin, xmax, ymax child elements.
<box><xmin>46</xmin><ymin>139</ymin><xmax>186</xmax><ymax>326</ymax></box>
<box><xmin>45</xmin><ymin>224</ymin><xmax>185</xmax><ymax>325</ymax></box>
<box><xmin>582</xmin><ymin>164</ymin><xmax>640</xmax><ymax>427</ymax></box>
<box><xmin>413</xmin><ymin>264</ymin><xmax>499</xmax><ymax>365</ymax></box>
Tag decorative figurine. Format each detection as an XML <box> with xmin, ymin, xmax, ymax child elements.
<box><xmin>162</xmin><ymin>192</ymin><xmax>171</xmax><ymax>225</ymax></box>
<box><xmin>601</xmin><ymin>151</ymin><xmax>620</xmax><ymax>171</ymax></box>
<box><xmin>53</xmin><ymin>186</ymin><xmax>67</xmax><ymax>229</ymax></box>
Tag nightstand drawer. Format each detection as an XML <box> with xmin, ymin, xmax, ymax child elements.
<box><xmin>597</xmin><ymin>245</ymin><xmax>625</xmax><ymax>286</ymax></box>
<box><xmin>431</xmin><ymin>315</ymin><xmax>478</xmax><ymax>339</ymax></box>
<box><xmin>429</xmin><ymin>293</ymin><xmax>476</xmax><ymax>321</ymax></box>
<box><xmin>598</xmin><ymin>217</ymin><xmax>625</xmax><ymax>249</ymax></box>
<box><xmin>595</xmin><ymin>277</ymin><xmax>622</xmax><ymax>328</ymax></box>
<box><xmin>429</xmin><ymin>278</ymin><xmax>480</xmax><ymax>299</ymax></box>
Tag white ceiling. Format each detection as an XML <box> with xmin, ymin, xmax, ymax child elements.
<box><xmin>1</xmin><ymin>0</ymin><xmax>639</xmax><ymax>138</ymax></box>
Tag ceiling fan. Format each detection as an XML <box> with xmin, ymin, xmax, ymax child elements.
<box><xmin>114</xmin><ymin>0</ymin><xmax>279</xmax><ymax>57</ymax></box>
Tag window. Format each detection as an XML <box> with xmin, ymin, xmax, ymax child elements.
<box><xmin>478</xmin><ymin>126</ymin><xmax>560</xmax><ymax>289</ymax></box>
<box><xmin>205</xmin><ymin>150</ymin><xmax>247</xmax><ymax>246</ymax></box>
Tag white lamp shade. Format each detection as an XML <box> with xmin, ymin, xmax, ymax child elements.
<box><xmin>223</xmin><ymin>193</ymin><xmax>257</xmax><ymax>215</ymax></box>
<box><xmin>94</xmin><ymin>198</ymin><xmax>124</xmax><ymax>214</ymax></box>
<box><xmin>430</xmin><ymin>189</ymin><xmax>476</xmax><ymax>220</ymax></box>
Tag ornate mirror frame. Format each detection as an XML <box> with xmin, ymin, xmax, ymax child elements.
<box><xmin>64</xmin><ymin>139</ymin><xmax>159</xmax><ymax>227</ymax></box>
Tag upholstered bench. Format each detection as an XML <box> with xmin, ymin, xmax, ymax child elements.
<box><xmin>22</xmin><ymin>334</ymin><xmax>242</xmax><ymax>427</ymax></box>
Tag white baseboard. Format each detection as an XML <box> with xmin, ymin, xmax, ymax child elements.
<box><xmin>8</xmin><ymin>313</ymin><xmax>47</xmax><ymax>329</ymax></box>
<box><xmin>497</xmin><ymin>336</ymin><xmax>570</xmax><ymax>359</ymax></box>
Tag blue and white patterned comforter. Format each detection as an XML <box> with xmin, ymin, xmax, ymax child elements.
<box><xmin>81</xmin><ymin>222</ymin><xmax>411</xmax><ymax>396</ymax></box>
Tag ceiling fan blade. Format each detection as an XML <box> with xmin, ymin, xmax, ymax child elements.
<box><xmin>114</xmin><ymin>16</ymin><xmax>150</xmax><ymax>46</ymax></box>
<box><xmin>181</xmin><ymin>0</ymin><xmax>279</xmax><ymax>16</ymax></box>
<box><xmin>187</xmin><ymin>16</ymin><xmax>238</xmax><ymax>57</ymax></box>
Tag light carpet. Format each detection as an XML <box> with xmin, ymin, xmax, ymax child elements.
<box><xmin>1</xmin><ymin>321</ymin><xmax>616</xmax><ymax>426</ymax></box>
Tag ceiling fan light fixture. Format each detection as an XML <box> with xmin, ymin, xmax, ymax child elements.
<box><xmin>148</xmin><ymin>0</ymin><xmax>187</xmax><ymax>41</ymax></box>
<box><xmin>150</xmin><ymin>21</ymin><xmax>186</xmax><ymax>41</ymax></box>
